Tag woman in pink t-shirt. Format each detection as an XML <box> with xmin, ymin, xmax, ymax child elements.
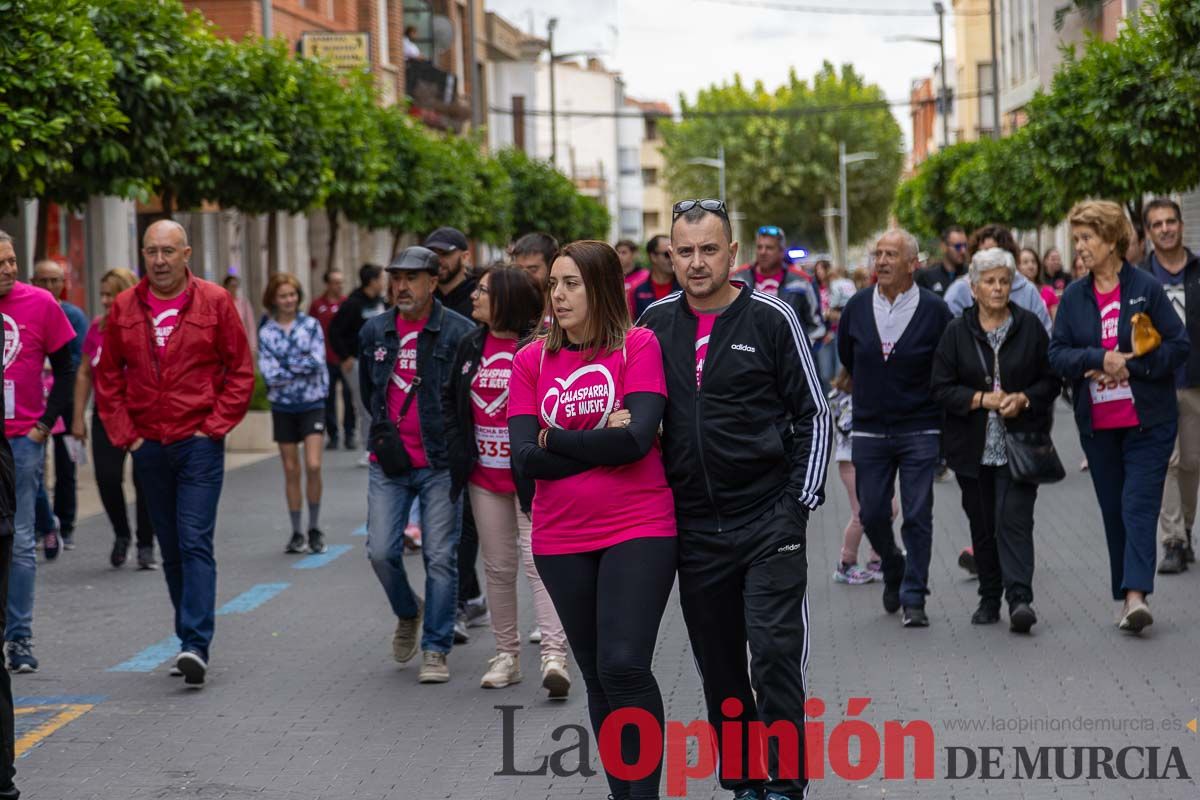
<box><xmin>444</xmin><ymin>266</ymin><xmax>571</xmax><ymax>699</ymax></box>
<box><xmin>1019</xmin><ymin>248</ymin><xmax>1060</xmax><ymax>321</ymax></box>
<box><xmin>508</xmin><ymin>240</ymin><xmax>676</xmax><ymax>800</ymax></box>
<box><xmin>70</xmin><ymin>268</ymin><xmax>157</xmax><ymax>569</ymax></box>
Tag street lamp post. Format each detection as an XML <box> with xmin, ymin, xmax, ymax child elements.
<box><xmin>547</xmin><ymin>18</ymin><xmax>558</xmax><ymax>165</ymax></box>
<box><xmin>886</xmin><ymin>2</ymin><xmax>950</xmax><ymax>148</ymax></box>
<box><xmin>684</xmin><ymin>144</ymin><xmax>726</xmax><ymax>205</ymax></box>
<box><xmin>839</xmin><ymin>141</ymin><xmax>878</xmax><ymax>270</ymax></box>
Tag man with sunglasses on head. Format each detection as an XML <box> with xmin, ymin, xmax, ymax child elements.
<box><xmin>734</xmin><ymin>225</ymin><xmax>825</xmax><ymax>346</ymax></box>
<box><xmin>630</xmin><ymin>234</ymin><xmax>680</xmax><ymax>320</ymax></box>
<box><xmin>915</xmin><ymin>225</ymin><xmax>968</xmax><ymax>298</ymax></box>
<box><xmin>637</xmin><ymin>199</ymin><xmax>830</xmax><ymax>800</ymax></box>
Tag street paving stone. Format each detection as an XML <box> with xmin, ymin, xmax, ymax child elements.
<box><xmin>13</xmin><ymin>407</ymin><xmax>1200</xmax><ymax>798</ymax></box>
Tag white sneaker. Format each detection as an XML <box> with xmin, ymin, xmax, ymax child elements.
<box><xmin>540</xmin><ymin>655</ymin><xmax>570</xmax><ymax>700</ymax></box>
<box><xmin>357</xmin><ymin>453</ymin><xmax>371</xmax><ymax>468</ymax></box>
<box><xmin>480</xmin><ymin>652</ymin><xmax>521</xmax><ymax>688</ymax></box>
<box><xmin>528</xmin><ymin>626</ymin><xmax>542</xmax><ymax>644</ymax></box>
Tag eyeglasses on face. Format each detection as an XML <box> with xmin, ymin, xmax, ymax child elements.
<box><xmin>672</xmin><ymin>199</ymin><xmax>728</xmax><ymax>220</ymax></box>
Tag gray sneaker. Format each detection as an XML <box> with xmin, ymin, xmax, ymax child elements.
<box><xmin>462</xmin><ymin>596</ymin><xmax>490</xmax><ymax>628</ymax></box>
<box><xmin>392</xmin><ymin>597</ymin><xmax>424</xmax><ymax>664</ymax></box>
<box><xmin>418</xmin><ymin>650</ymin><xmax>449</xmax><ymax>683</ymax></box>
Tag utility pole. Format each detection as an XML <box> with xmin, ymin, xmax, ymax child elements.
<box><xmin>839</xmin><ymin>142</ymin><xmax>878</xmax><ymax>270</ymax></box>
<box><xmin>934</xmin><ymin>2</ymin><xmax>949</xmax><ymax>146</ymax></box>
<box><xmin>261</xmin><ymin>0</ymin><xmax>272</xmax><ymax>37</ymax></box>
<box><xmin>989</xmin><ymin>0</ymin><xmax>1000</xmax><ymax>138</ymax></box>
<box><xmin>684</xmin><ymin>145</ymin><xmax>726</xmax><ymax>205</ymax></box>
<box><xmin>547</xmin><ymin>18</ymin><xmax>558</xmax><ymax>165</ymax></box>
<box><xmin>467</xmin><ymin>0</ymin><xmax>481</xmax><ymax>128</ymax></box>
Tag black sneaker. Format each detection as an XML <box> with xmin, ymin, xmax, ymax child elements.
<box><xmin>307</xmin><ymin>528</ymin><xmax>327</xmax><ymax>555</ymax></box>
<box><xmin>971</xmin><ymin>600</ymin><xmax>1001</xmax><ymax>625</ymax></box>
<box><xmin>137</xmin><ymin>546</ymin><xmax>159</xmax><ymax>570</ymax></box>
<box><xmin>1157</xmin><ymin>542</ymin><xmax>1187</xmax><ymax>574</ymax></box>
<box><xmin>175</xmin><ymin>651</ymin><xmax>207</xmax><ymax>687</ymax></box>
<box><xmin>958</xmin><ymin>547</ymin><xmax>977</xmax><ymax>576</ymax></box>
<box><xmin>1009</xmin><ymin>602</ymin><xmax>1037</xmax><ymax>634</ymax></box>
<box><xmin>882</xmin><ymin>580</ymin><xmax>902</xmax><ymax>614</ymax></box>
<box><xmin>285</xmin><ymin>532</ymin><xmax>308</xmax><ymax>554</ymax></box>
<box><xmin>5</xmin><ymin>639</ymin><xmax>37</xmax><ymax>673</ymax></box>
<box><xmin>111</xmin><ymin>538</ymin><xmax>130</xmax><ymax>568</ymax></box>
<box><xmin>43</xmin><ymin>528</ymin><xmax>60</xmax><ymax>561</ymax></box>
<box><xmin>902</xmin><ymin>606</ymin><xmax>929</xmax><ymax>627</ymax></box>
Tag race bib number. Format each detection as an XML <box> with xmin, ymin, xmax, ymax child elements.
<box><xmin>1089</xmin><ymin>379</ymin><xmax>1133</xmax><ymax>405</ymax></box>
<box><xmin>3</xmin><ymin>379</ymin><xmax>12</xmax><ymax>420</ymax></box>
<box><xmin>475</xmin><ymin>424</ymin><xmax>511</xmax><ymax>469</ymax></box>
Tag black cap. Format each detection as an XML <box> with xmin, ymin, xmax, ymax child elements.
<box><xmin>423</xmin><ymin>227</ymin><xmax>469</xmax><ymax>252</ymax></box>
<box><xmin>386</xmin><ymin>246</ymin><xmax>440</xmax><ymax>274</ymax></box>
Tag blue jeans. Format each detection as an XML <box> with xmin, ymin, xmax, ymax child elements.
<box><xmin>7</xmin><ymin>436</ymin><xmax>45</xmax><ymax>641</ymax></box>
<box><xmin>366</xmin><ymin>465</ymin><xmax>461</xmax><ymax>654</ymax></box>
<box><xmin>813</xmin><ymin>337</ymin><xmax>839</xmax><ymax>391</ymax></box>
<box><xmin>852</xmin><ymin>433</ymin><xmax>939</xmax><ymax>608</ymax></box>
<box><xmin>132</xmin><ymin>437</ymin><xmax>225</xmax><ymax>660</ymax></box>
<box><xmin>1080</xmin><ymin>422</ymin><xmax>1176</xmax><ymax>600</ymax></box>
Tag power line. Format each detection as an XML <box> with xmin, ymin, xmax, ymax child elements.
<box><xmin>694</xmin><ymin>0</ymin><xmax>989</xmax><ymax>15</ymax></box>
<box><xmin>489</xmin><ymin>90</ymin><xmax>987</xmax><ymax>120</ymax></box>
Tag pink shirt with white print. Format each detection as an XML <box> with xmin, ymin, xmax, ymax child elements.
<box><xmin>694</xmin><ymin>310</ymin><xmax>719</xmax><ymax>388</ymax></box>
<box><xmin>469</xmin><ymin>333</ymin><xmax>518</xmax><ymax>494</ymax></box>
<box><xmin>1090</xmin><ymin>284</ymin><xmax>1139</xmax><ymax>430</ymax></box>
<box><xmin>384</xmin><ymin>315</ymin><xmax>428</xmax><ymax>468</ymax></box>
<box><xmin>146</xmin><ymin>291</ymin><xmax>188</xmax><ymax>358</ymax></box>
<box><xmin>1</xmin><ymin>282</ymin><xmax>76</xmax><ymax>438</ymax></box>
<box><xmin>508</xmin><ymin>326</ymin><xmax>676</xmax><ymax>556</ymax></box>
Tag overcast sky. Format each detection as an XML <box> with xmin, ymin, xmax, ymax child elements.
<box><xmin>484</xmin><ymin>0</ymin><xmax>959</xmax><ymax>149</ymax></box>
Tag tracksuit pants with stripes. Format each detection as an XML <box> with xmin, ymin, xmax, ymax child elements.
<box><xmin>678</xmin><ymin>495</ymin><xmax>811</xmax><ymax>799</ymax></box>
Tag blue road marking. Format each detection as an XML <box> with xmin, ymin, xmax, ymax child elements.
<box><xmin>108</xmin><ymin>636</ymin><xmax>181</xmax><ymax>673</ymax></box>
<box><xmin>15</xmin><ymin>695</ymin><xmax>106</xmax><ymax>706</ymax></box>
<box><xmin>353</xmin><ymin>524</ymin><xmax>367</xmax><ymax>536</ymax></box>
<box><xmin>292</xmin><ymin>544</ymin><xmax>353</xmax><ymax>569</ymax></box>
<box><xmin>216</xmin><ymin>582</ymin><xmax>290</xmax><ymax>614</ymax></box>
<box><xmin>108</xmin><ymin>582</ymin><xmax>292</xmax><ymax>672</ymax></box>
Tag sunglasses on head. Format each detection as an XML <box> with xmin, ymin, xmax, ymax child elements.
<box><xmin>673</xmin><ymin>199</ymin><xmax>728</xmax><ymax>219</ymax></box>
<box><xmin>951</xmin><ymin>242</ymin><xmax>967</xmax><ymax>251</ymax></box>
<box><xmin>757</xmin><ymin>225</ymin><xmax>784</xmax><ymax>238</ymax></box>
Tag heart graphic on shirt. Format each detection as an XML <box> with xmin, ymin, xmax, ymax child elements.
<box><xmin>539</xmin><ymin>364</ymin><xmax>615</xmax><ymax>430</ymax></box>
<box><xmin>469</xmin><ymin>350</ymin><xmax>514</xmax><ymax>417</ymax></box>
<box><xmin>2</xmin><ymin>313</ymin><xmax>20</xmax><ymax>369</ymax></box>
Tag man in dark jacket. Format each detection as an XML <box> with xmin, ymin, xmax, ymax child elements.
<box><xmin>732</xmin><ymin>225</ymin><xmax>825</xmax><ymax>345</ymax></box>
<box><xmin>330</xmin><ymin>263</ymin><xmax>386</xmax><ymax>457</ymax></box>
<box><xmin>629</xmin><ymin>234</ymin><xmax>680</xmax><ymax>319</ymax></box>
<box><xmin>838</xmin><ymin>229</ymin><xmax>952</xmax><ymax>628</ymax></box>
<box><xmin>426</xmin><ymin>227</ymin><xmax>478</xmax><ymax>318</ymax></box>
<box><xmin>915</xmin><ymin>225</ymin><xmax>968</xmax><ymax>297</ymax></box>
<box><xmin>639</xmin><ymin>200</ymin><xmax>830</xmax><ymax>800</ymax></box>
<box><xmin>359</xmin><ymin>247</ymin><xmax>474</xmax><ymax>685</ymax></box>
<box><xmin>1140</xmin><ymin>197</ymin><xmax>1200</xmax><ymax>573</ymax></box>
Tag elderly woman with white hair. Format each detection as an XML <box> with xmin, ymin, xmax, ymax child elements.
<box><xmin>931</xmin><ymin>248</ymin><xmax>1061</xmax><ymax>633</ymax></box>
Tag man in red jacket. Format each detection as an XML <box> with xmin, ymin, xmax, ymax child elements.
<box><xmin>95</xmin><ymin>220</ymin><xmax>253</xmax><ymax>688</ymax></box>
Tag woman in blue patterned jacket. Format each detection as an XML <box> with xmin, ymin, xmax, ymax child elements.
<box><xmin>258</xmin><ymin>273</ymin><xmax>330</xmax><ymax>556</ymax></box>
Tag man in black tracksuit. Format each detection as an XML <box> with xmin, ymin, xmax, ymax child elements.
<box><xmin>639</xmin><ymin>201</ymin><xmax>830</xmax><ymax>800</ymax></box>
<box><xmin>330</xmin><ymin>264</ymin><xmax>387</xmax><ymax>454</ymax></box>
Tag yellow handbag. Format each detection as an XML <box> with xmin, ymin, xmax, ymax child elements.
<box><xmin>1131</xmin><ymin>312</ymin><xmax>1161</xmax><ymax>357</ymax></box>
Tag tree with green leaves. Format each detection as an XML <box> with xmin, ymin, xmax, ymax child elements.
<box><xmin>496</xmin><ymin>148</ymin><xmax>610</xmax><ymax>244</ymax></box>
<box><xmin>661</xmin><ymin>63</ymin><xmax>903</xmax><ymax>255</ymax></box>
<box><xmin>945</xmin><ymin>130</ymin><xmax>1068</xmax><ymax>234</ymax></box>
<box><xmin>443</xmin><ymin>134</ymin><xmax>513</xmax><ymax>246</ymax></box>
<box><xmin>892</xmin><ymin>141</ymin><xmax>980</xmax><ymax>242</ymax></box>
<box><xmin>0</xmin><ymin>0</ymin><xmax>123</xmax><ymax>214</ymax></box>
<box><xmin>41</xmin><ymin>0</ymin><xmax>210</xmax><ymax>209</ymax></box>
<box><xmin>353</xmin><ymin>106</ymin><xmax>423</xmax><ymax>253</ymax></box>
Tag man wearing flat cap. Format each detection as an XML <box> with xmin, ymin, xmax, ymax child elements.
<box><xmin>425</xmin><ymin>227</ymin><xmax>478</xmax><ymax>319</ymax></box>
<box><xmin>359</xmin><ymin>246</ymin><xmax>475</xmax><ymax>684</ymax></box>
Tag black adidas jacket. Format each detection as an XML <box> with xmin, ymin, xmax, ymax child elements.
<box><xmin>638</xmin><ymin>282</ymin><xmax>832</xmax><ymax>532</ymax></box>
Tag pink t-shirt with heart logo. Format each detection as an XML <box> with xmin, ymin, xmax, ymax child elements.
<box><xmin>508</xmin><ymin>326</ymin><xmax>676</xmax><ymax>555</ymax></box>
<box><xmin>470</xmin><ymin>332</ymin><xmax>518</xmax><ymax>494</ymax></box>
<box><xmin>385</xmin><ymin>316</ymin><xmax>428</xmax><ymax>468</ymax></box>
<box><xmin>1</xmin><ymin>282</ymin><xmax>77</xmax><ymax>438</ymax></box>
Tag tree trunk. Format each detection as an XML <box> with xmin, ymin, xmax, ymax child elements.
<box><xmin>161</xmin><ymin>189</ymin><xmax>175</xmax><ymax>219</ymax></box>
<box><xmin>267</xmin><ymin>213</ymin><xmax>279</xmax><ymax>275</ymax></box>
<box><xmin>33</xmin><ymin>199</ymin><xmax>49</xmax><ymax>261</ymax></box>
<box><xmin>391</xmin><ymin>229</ymin><xmax>402</xmax><ymax>260</ymax></box>
<box><xmin>326</xmin><ymin>208</ymin><xmax>340</xmax><ymax>275</ymax></box>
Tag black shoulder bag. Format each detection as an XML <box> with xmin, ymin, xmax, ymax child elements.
<box><xmin>972</xmin><ymin>336</ymin><xmax>1064</xmax><ymax>485</ymax></box>
<box><xmin>369</xmin><ymin>373</ymin><xmax>422</xmax><ymax>477</ymax></box>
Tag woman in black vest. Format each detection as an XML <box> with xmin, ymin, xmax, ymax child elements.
<box><xmin>932</xmin><ymin>247</ymin><xmax>1060</xmax><ymax>632</ymax></box>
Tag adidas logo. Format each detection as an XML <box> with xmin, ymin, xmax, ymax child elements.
<box><xmin>731</xmin><ymin>343</ymin><xmax>756</xmax><ymax>353</ymax></box>
<box><xmin>777</xmin><ymin>543</ymin><xmax>802</xmax><ymax>553</ymax></box>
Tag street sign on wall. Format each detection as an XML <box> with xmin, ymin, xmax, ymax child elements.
<box><xmin>299</xmin><ymin>32</ymin><xmax>371</xmax><ymax>71</ymax></box>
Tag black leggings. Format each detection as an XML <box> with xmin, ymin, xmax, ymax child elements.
<box><xmin>92</xmin><ymin>413</ymin><xmax>154</xmax><ymax>548</ymax></box>
<box><xmin>535</xmin><ymin>536</ymin><xmax>677</xmax><ymax>800</ymax></box>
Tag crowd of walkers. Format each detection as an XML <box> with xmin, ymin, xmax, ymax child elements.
<box><xmin>0</xmin><ymin>191</ymin><xmax>1195</xmax><ymax>800</ymax></box>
